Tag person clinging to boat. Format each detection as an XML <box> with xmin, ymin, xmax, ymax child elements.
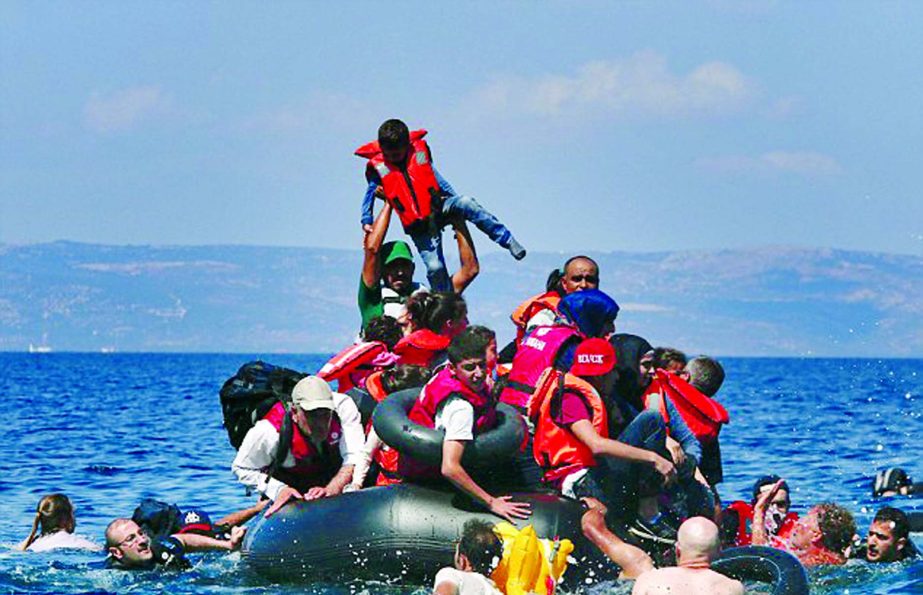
<box><xmin>398</xmin><ymin>327</ymin><xmax>532</xmax><ymax>524</ymax></box>
<box><xmin>231</xmin><ymin>376</ymin><xmax>365</xmax><ymax>517</ymax></box>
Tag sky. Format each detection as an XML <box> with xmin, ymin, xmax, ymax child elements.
<box><xmin>1</xmin><ymin>1</ymin><xmax>922</xmax><ymax>256</ymax></box>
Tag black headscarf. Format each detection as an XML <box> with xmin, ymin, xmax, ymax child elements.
<box><xmin>609</xmin><ymin>333</ymin><xmax>653</xmax><ymax>413</ymax></box>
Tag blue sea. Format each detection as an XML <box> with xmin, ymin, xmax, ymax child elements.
<box><xmin>0</xmin><ymin>353</ymin><xmax>920</xmax><ymax>594</ymax></box>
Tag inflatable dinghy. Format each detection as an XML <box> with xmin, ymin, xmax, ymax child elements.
<box><xmin>243</xmin><ymin>484</ymin><xmax>808</xmax><ymax>594</ymax></box>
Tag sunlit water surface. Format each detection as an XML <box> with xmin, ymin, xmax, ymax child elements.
<box><xmin>0</xmin><ymin>354</ymin><xmax>920</xmax><ymax>594</ymax></box>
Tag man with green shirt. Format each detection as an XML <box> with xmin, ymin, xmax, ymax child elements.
<box><xmin>359</xmin><ymin>201</ymin><xmax>479</xmax><ymax>330</ymax></box>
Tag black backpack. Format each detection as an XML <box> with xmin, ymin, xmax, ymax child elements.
<box><xmin>132</xmin><ymin>498</ymin><xmax>183</xmax><ymax>540</ymax></box>
<box><xmin>219</xmin><ymin>360</ymin><xmax>306</xmax><ymax>449</ymax></box>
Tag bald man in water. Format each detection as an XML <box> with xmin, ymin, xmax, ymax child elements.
<box><xmin>632</xmin><ymin>517</ymin><xmax>744</xmax><ymax>595</ymax></box>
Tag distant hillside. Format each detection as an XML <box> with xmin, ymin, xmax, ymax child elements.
<box><xmin>1</xmin><ymin>241</ymin><xmax>921</xmax><ymax>356</ymax></box>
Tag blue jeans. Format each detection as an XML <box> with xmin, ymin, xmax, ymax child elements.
<box><xmin>409</xmin><ymin>194</ymin><xmax>512</xmax><ymax>292</ymax></box>
<box><xmin>573</xmin><ymin>410</ymin><xmax>668</xmax><ymax>521</ymax></box>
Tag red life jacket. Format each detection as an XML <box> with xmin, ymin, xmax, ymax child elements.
<box><xmin>359</xmin><ymin>370</ymin><xmax>402</xmax><ymax>486</ymax></box>
<box><xmin>643</xmin><ymin>370</ymin><xmax>729</xmax><ymax>443</ymax></box>
<box><xmin>398</xmin><ymin>367</ymin><xmax>498</xmax><ymax>480</ymax></box>
<box><xmin>510</xmin><ymin>291</ymin><xmax>562</xmax><ymax>347</ymax></box>
<box><xmin>262</xmin><ymin>402</ymin><xmax>343</xmax><ymax>492</ymax></box>
<box><xmin>355</xmin><ymin>129</ymin><xmax>441</xmax><ymax>232</ymax></box>
<box><xmin>528</xmin><ymin>369</ymin><xmax>608</xmax><ymax>485</ymax></box>
<box><xmin>724</xmin><ymin>500</ymin><xmax>799</xmax><ymax>546</ymax></box>
<box><xmin>500</xmin><ymin>325</ymin><xmax>582</xmax><ymax>411</ymax></box>
<box><xmin>393</xmin><ymin>329</ymin><xmax>451</xmax><ymax>368</ymax></box>
<box><xmin>317</xmin><ymin>341</ymin><xmax>389</xmax><ymax>392</ymax></box>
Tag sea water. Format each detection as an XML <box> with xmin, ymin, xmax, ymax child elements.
<box><xmin>0</xmin><ymin>353</ymin><xmax>920</xmax><ymax>594</ymax></box>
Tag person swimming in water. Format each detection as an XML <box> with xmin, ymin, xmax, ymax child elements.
<box><xmin>19</xmin><ymin>494</ymin><xmax>100</xmax><ymax>552</ymax></box>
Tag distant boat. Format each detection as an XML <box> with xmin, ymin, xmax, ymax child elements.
<box><xmin>28</xmin><ymin>343</ymin><xmax>53</xmax><ymax>353</ymax></box>
<box><xmin>100</xmin><ymin>347</ymin><xmax>116</xmax><ymax>353</ymax></box>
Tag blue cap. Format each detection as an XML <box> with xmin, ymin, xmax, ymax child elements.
<box><xmin>558</xmin><ymin>289</ymin><xmax>620</xmax><ymax>337</ymax></box>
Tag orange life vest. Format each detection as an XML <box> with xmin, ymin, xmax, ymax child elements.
<box><xmin>393</xmin><ymin>329</ymin><xmax>451</xmax><ymax>368</ymax></box>
<box><xmin>355</xmin><ymin>129</ymin><xmax>441</xmax><ymax>232</ymax></box>
<box><xmin>643</xmin><ymin>370</ymin><xmax>729</xmax><ymax>443</ymax></box>
<box><xmin>510</xmin><ymin>291</ymin><xmax>561</xmax><ymax>347</ymax></box>
<box><xmin>317</xmin><ymin>341</ymin><xmax>389</xmax><ymax>392</ymax></box>
<box><xmin>528</xmin><ymin>369</ymin><xmax>608</xmax><ymax>484</ymax></box>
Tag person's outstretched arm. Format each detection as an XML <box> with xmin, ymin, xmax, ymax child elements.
<box><xmin>174</xmin><ymin>526</ymin><xmax>246</xmax><ymax>552</ymax></box>
<box><xmin>450</xmin><ymin>219</ymin><xmax>479</xmax><ymax>294</ymax></box>
<box><xmin>441</xmin><ymin>439</ymin><xmax>531</xmax><ymax>523</ymax></box>
<box><xmin>571</xmin><ymin>420</ymin><xmax>676</xmax><ymax>486</ymax></box>
<box><xmin>361</xmin><ymin>202</ymin><xmax>393</xmax><ymax>290</ymax></box>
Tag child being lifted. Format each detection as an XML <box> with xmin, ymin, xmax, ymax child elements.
<box><xmin>356</xmin><ymin>119</ymin><xmax>526</xmax><ymax>292</ymax></box>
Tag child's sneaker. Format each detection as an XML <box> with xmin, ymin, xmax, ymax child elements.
<box><xmin>507</xmin><ymin>237</ymin><xmax>527</xmax><ymax>261</ymax></box>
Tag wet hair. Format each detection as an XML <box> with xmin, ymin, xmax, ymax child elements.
<box><xmin>652</xmin><ymin>347</ymin><xmax>687</xmax><ymax>370</ymax></box>
<box><xmin>362</xmin><ymin>315</ymin><xmax>403</xmax><ymax>351</ymax></box>
<box><xmin>21</xmin><ymin>494</ymin><xmax>74</xmax><ymax>551</ymax></box>
<box><xmin>814</xmin><ymin>503</ymin><xmax>856</xmax><ymax>554</ymax></box>
<box><xmin>751</xmin><ymin>475</ymin><xmax>789</xmax><ymax>505</ymax></box>
<box><xmin>545</xmin><ymin>268</ymin><xmax>565</xmax><ymax>294</ymax></box>
<box><xmin>378</xmin><ymin>119</ymin><xmax>410</xmax><ymax>150</ymax></box>
<box><xmin>467</xmin><ymin>325</ymin><xmax>496</xmax><ymax>343</ymax></box>
<box><xmin>873</xmin><ymin>506</ymin><xmax>910</xmax><ymax>542</ymax></box>
<box><xmin>406</xmin><ymin>292</ymin><xmax>467</xmax><ymax>334</ymax></box>
<box><xmin>380</xmin><ymin>364</ymin><xmax>432</xmax><ymax>393</ymax></box>
<box><xmin>448</xmin><ymin>327</ymin><xmax>491</xmax><ymax>365</ymax></box>
<box><xmin>686</xmin><ymin>356</ymin><xmax>725</xmax><ymax>397</ymax></box>
<box><xmin>458</xmin><ymin>519</ymin><xmax>502</xmax><ymax>575</ymax></box>
<box><xmin>873</xmin><ymin>467</ymin><xmax>911</xmax><ymax>497</ymax></box>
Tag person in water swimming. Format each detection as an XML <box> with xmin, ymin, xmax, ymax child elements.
<box><xmin>873</xmin><ymin>467</ymin><xmax>920</xmax><ymax>498</ymax></box>
<box><xmin>104</xmin><ymin>518</ymin><xmax>245</xmax><ymax>570</ymax></box>
<box><xmin>433</xmin><ymin>519</ymin><xmax>504</xmax><ymax>595</ymax></box>
<box><xmin>854</xmin><ymin>506</ymin><xmax>918</xmax><ymax>562</ymax></box>
<box><xmin>356</xmin><ymin>118</ymin><xmax>525</xmax><ymax>293</ymax></box>
<box><xmin>19</xmin><ymin>494</ymin><xmax>100</xmax><ymax>552</ymax></box>
<box><xmin>398</xmin><ymin>327</ymin><xmax>531</xmax><ymax>523</ymax></box>
<box><xmin>232</xmin><ymin>376</ymin><xmax>365</xmax><ymax>517</ymax></box>
<box><xmin>721</xmin><ymin>475</ymin><xmax>799</xmax><ymax>547</ymax></box>
<box><xmin>751</xmin><ymin>480</ymin><xmax>855</xmax><ymax>566</ymax></box>
<box><xmin>631</xmin><ymin>517</ymin><xmax>744</xmax><ymax>595</ymax></box>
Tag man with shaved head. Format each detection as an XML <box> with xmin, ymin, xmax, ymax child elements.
<box><xmin>632</xmin><ymin>517</ymin><xmax>744</xmax><ymax>595</ymax></box>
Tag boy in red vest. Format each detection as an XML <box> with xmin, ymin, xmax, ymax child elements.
<box><xmin>399</xmin><ymin>327</ymin><xmax>531</xmax><ymax>523</ymax></box>
<box><xmin>356</xmin><ymin>119</ymin><xmax>526</xmax><ymax>292</ymax></box>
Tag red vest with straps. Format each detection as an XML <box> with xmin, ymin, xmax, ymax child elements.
<box><xmin>500</xmin><ymin>325</ymin><xmax>582</xmax><ymax>410</ymax></box>
<box><xmin>398</xmin><ymin>367</ymin><xmax>498</xmax><ymax>480</ymax></box>
<box><xmin>361</xmin><ymin>370</ymin><xmax>402</xmax><ymax>486</ymax></box>
<box><xmin>262</xmin><ymin>402</ymin><xmax>343</xmax><ymax>491</ymax></box>
<box><xmin>355</xmin><ymin>129</ymin><xmax>441</xmax><ymax>232</ymax></box>
<box><xmin>510</xmin><ymin>291</ymin><xmax>562</xmax><ymax>347</ymax></box>
<box><xmin>724</xmin><ymin>500</ymin><xmax>798</xmax><ymax>546</ymax></box>
<box><xmin>317</xmin><ymin>341</ymin><xmax>389</xmax><ymax>392</ymax></box>
<box><xmin>528</xmin><ymin>369</ymin><xmax>608</xmax><ymax>484</ymax></box>
<box><xmin>393</xmin><ymin>329</ymin><xmax>451</xmax><ymax>368</ymax></box>
<box><xmin>642</xmin><ymin>370</ymin><xmax>729</xmax><ymax>443</ymax></box>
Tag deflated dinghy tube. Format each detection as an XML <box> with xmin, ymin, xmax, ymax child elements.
<box><xmin>713</xmin><ymin>546</ymin><xmax>809</xmax><ymax>595</ymax></box>
<box><xmin>242</xmin><ymin>484</ymin><xmax>618</xmax><ymax>586</ymax></box>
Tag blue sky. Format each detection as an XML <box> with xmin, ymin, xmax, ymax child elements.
<box><xmin>2</xmin><ymin>1</ymin><xmax>921</xmax><ymax>256</ymax></box>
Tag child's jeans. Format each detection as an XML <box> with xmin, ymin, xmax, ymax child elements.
<box><xmin>408</xmin><ymin>194</ymin><xmax>512</xmax><ymax>292</ymax></box>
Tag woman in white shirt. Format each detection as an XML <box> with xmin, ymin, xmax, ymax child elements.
<box><xmin>20</xmin><ymin>494</ymin><xmax>100</xmax><ymax>552</ymax></box>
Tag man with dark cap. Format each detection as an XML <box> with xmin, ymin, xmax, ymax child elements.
<box><xmin>359</xmin><ymin>199</ymin><xmax>479</xmax><ymax>330</ymax></box>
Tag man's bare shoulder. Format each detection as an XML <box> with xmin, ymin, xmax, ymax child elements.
<box><xmin>631</xmin><ymin>567</ymin><xmax>745</xmax><ymax>595</ymax></box>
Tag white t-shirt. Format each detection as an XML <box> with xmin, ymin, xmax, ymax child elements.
<box><xmin>434</xmin><ymin>397</ymin><xmax>475</xmax><ymax>441</ymax></box>
<box><xmin>434</xmin><ymin>567</ymin><xmax>503</xmax><ymax>595</ymax></box>
<box><xmin>25</xmin><ymin>531</ymin><xmax>101</xmax><ymax>552</ymax></box>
